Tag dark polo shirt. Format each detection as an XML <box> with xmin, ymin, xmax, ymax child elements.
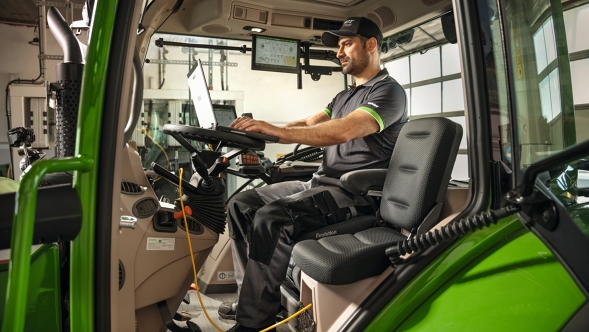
<box><xmin>315</xmin><ymin>68</ymin><xmax>408</xmax><ymax>180</ymax></box>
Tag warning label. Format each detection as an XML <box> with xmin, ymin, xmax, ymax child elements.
<box><xmin>217</xmin><ymin>271</ymin><xmax>236</xmax><ymax>282</ymax></box>
<box><xmin>146</xmin><ymin>238</ymin><xmax>175</xmax><ymax>250</ymax></box>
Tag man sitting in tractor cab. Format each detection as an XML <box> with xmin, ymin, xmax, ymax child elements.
<box><xmin>223</xmin><ymin>17</ymin><xmax>409</xmax><ymax>332</ymax></box>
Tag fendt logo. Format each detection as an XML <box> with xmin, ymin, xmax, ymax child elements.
<box><xmin>342</xmin><ymin>20</ymin><xmax>354</xmax><ymax>28</ymax></box>
<box><xmin>316</xmin><ymin>230</ymin><xmax>337</xmax><ymax>239</ymax></box>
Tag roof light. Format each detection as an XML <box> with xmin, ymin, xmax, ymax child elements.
<box><xmin>243</xmin><ymin>26</ymin><xmax>266</xmax><ymax>33</ymax></box>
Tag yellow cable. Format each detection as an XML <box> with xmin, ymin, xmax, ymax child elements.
<box><xmin>179</xmin><ymin>168</ymin><xmax>224</xmax><ymax>332</ymax></box>
<box><xmin>259</xmin><ymin>303</ymin><xmax>313</xmax><ymax>332</ymax></box>
<box><xmin>179</xmin><ymin>168</ymin><xmax>312</xmax><ymax>332</ymax></box>
<box><xmin>143</xmin><ymin>128</ymin><xmax>170</xmax><ymax>182</ymax></box>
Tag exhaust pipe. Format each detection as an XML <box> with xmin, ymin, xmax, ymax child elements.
<box><xmin>47</xmin><ymin>6</ymin><xmax>83</xmax><ymax>64</ymax></box>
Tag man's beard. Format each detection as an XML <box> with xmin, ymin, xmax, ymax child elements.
<box><xmin>340</xmin><ymin>51</ymin><xmax>370</xmax><ymax>76</ymax></box>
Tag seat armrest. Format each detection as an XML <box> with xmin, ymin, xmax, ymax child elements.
<box><xmin>341</xmin><ymin>169</ymin><xmax>387</xmax><ymax>195</ymax></box>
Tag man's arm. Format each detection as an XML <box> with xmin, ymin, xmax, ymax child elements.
<box><xmin>284</xmin><ymin>111</ymin><xmax>330</xmax><ymax>127</ymax></box>
<box><xmin>233</xmin><ymin>110</ymin><xmax>379</xmax><ymax>146</ymax></box>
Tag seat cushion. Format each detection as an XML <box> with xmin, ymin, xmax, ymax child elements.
<box><xmin>292</xmin><ymin>227</ymin><xmax>406</xmax><ymax>285</ymax></box>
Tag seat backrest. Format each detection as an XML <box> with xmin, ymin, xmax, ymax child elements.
<box><xmin>380</xmin><ymin>117</ymin><xmax>462</xmax><ymax>231</ymax></box>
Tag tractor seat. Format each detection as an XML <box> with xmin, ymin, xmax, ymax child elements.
<box><xmin>292</xmin><ymin>117</ymin><xmax>463</xmax><ymax>285</ymax></box>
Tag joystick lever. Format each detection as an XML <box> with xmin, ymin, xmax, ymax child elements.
<box><xmin>191</xmin><ymin>152</ymin><xmax>214</xmax><ymax>190</ymax></box>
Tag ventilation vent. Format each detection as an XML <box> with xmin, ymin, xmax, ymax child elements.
<box><xmin>313</xmin><ymin>18</ymin><xmax>344</xmax><ymax>31</ymax></box>
<box><xmin>202</xmin><ymin>24</ymin><xmax>232</xmax><ymax>34</ymax></box>
<box><xmin>232</xmin><ymin>5</ymin><xmax>268</xmax><ymax>24</ymax></box>
<box><xmin>421</xmin><ymin>0</ymin><xmax>446</xmax><ymax>7</ymax></box>
<box><xmin>372</xmin><ymin>5</ymin><xmax>396</xmax><ymax>29</ymax></box>
<box><xmin>121</xmin><ymin>181</ymin><xmax>144</xmax><ymax>195</ymax></box>
<box><xmin>132</xmin><ymin>197</ymin><xmax>159</xmax><ymax>218</ymax></box>
<box><xmin>119</xmin><ymin>260</ymin><xmax>125</xmax><ymax>290</ymax></box>
<box><xmin>234</xmin><ymin>6</ymin><xmax>245</xmax><ymax>18</ymax></box>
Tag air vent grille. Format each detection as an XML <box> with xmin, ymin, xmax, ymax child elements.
<box><xmin>132</xmin><ymin>197</ymin><xmax>159</xmax><ymax>218</ymax></box>
<box><xmin>313</xmin><ymin>18</ymin><xmax>344</xmax><ymax>31</ymax></box>
<box><xmin>119</xmin><ymin>260</ymin><xmax>125</xmax><ymax>290</ymax></box>
<box><xmin>373</xmin><ymin>5</ymin><xmax>396</xmax><ymax>28</ymax></box>
<box><xmin>232</xmin><ymin>5</ymin><xmax>268</xmax><ymax>24</ymax></box>
<box><xmin>121</xmin><ymin>181</ymin><xmax>144</xmax><ymax>195</ymax></box>
<box><xmin>234</xmin><ymin>6</ymin><xmax>245</xmax><ymax>18</ymax></box>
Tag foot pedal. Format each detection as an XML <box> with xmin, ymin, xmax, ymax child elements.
<box><xmin>296</xmin><ymin>302</ymin><xmax>316</xmax><ymax>332</ymax></box>
<box><xmin>173</xmin><ymin>311</ymin><xmax>192</xmax><ymax>321</ymax></box>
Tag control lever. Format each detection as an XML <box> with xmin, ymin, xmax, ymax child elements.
<box><xmin>191</xmin><ymin>152</ymin><xmax>214</xmax><ymax>190</ymax></box>
<box><xmin>151</xmin><ymin>163</ymin><xmax>199</xmax><ymax>195</ymax></box>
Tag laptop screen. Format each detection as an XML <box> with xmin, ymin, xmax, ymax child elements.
<box><xmin>187</xmin><ymin>59</ymin><xmax>216</xmax><ymax>129</ymax></box>
<box><xmin>213</xmin><ymin>104</ymin><xmax>237</xmax><ymax>127</ymax></box>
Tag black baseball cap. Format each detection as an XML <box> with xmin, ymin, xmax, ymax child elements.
<box><xmin>321</xmin><ymin>17</ymin><xmax>383</xmax><ymax>47</ymax></box>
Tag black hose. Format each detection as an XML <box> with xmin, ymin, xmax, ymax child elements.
<box><xmin>386</xmin><ymin>205</ymin><xmax>521</xmax><ymax>267</ymax></box>
<box><xmin>47</xmin><ymin>7</ymin><xmax>83</xmax><ymax>64</ymax></box>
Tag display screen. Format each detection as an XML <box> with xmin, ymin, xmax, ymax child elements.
<box><xmin>212</xmin><ymin>104</ymin><xmax>237</xmax><ymax>127</ymax></box>
<box><xmin>251</xmin><ymin>35</ymin><xmax>300</xmax><ymax>74</ymax></box>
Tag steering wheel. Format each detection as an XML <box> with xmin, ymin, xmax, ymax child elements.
<box><xmin>163</xmin><ymin>124</ymin><xmax>265</xmax><ymax>151</ymax></box>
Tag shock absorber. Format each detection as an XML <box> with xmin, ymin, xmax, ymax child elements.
<box><xmin>386</xmin><ymin>205</ymin><xmax>521</xmax><ymax>267</ymax></box>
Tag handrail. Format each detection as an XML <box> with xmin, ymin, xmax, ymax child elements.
<box><xmin>2</xmin><ymin>157</ymin><xmax>92</xmax><ymax>332</ymax></box>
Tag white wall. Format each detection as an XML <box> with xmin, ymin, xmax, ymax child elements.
<box><xmin>0</xmin><ymin>23</ymin><xmax>64</xmax><ymax>165</ymax></box>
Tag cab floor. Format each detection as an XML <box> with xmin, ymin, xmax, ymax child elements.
<box><xmin>171</xmin><ymin>291</ymin><xmax>290</xmax><ymax>332</ymax></box>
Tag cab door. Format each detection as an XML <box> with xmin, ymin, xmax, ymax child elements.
<box><xmin>499</xmin><ymin>0</ymin><xmax>589</xmax><ymax>324</ymax></box>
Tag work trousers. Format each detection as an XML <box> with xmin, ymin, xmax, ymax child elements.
<box><xmin>227</xmin><ymin>180</ymin><xmax>373</xmax><ymax>329</ymax></box>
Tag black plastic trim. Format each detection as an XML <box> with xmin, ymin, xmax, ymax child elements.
<box><xmin>562</xmin><ymin>301</ymin><xmax>589</xmax><ymax>331</ymax></box>
<box><xmin>94</xmin><ymin>0</ymin><xmax>138</xmax><ymax>331</ymax></box>
<box><xmin>0</xmin><ymin>185</ymin><xmax>82</xmax><ymax>250</ymax></box>
<box><xmin>339</xmin><ymin>0</ymin><xmax>493</xmax><ymax>330</ymax></box>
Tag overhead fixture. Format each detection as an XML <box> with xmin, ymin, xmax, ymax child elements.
<box><xmin>28</xmin><ymin>37</ymin><xmax>40</xmax><ymax>46</ymax></box>
<box><xmin>243</xmin><ymin>26</ymin><xmax>266</xmax><ymax>33</ymax></box>
<box><xmin>28</xmin><ymin>25</ymin><xmax>39</xmax><ymax>46</ymax></box>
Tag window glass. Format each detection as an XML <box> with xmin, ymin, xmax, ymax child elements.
<box><xmin>411</xmin><ymin>83</ymin><xmax>441</xmax><ymax>115</ymax></box>
<box><xmin>443</xmin><ymin>79</ymin><xmax>465</xmax><ymax>112</ymax></box>
<box><xmin>405</xmin><ymin>88</ymin><xmax>412</xmax><ymax>115</ymax></box>
<box><xmin>411</xmin><ymin>48</ymin><xmax>441</xmax><ymax>82</ymax></box>
<box><xmin>442</xmin><ymin>43</ymin><xmax>461</xmax><ymax>76</ymax></box>
<box><xmin>570</xmin><ymin>58</ymin><xmax>589</xmax><ymax>104</ymax></box>
<box><xmin>563</xmin><ymin>3</ymin><xmax>589</xmax><ymax>53</ymax></box>
<box><xmin>451</xmin><ymin>154</ymin><xmax>469</xmax><ymax>181</ymax></box>
<box><xmin>384</xmin><ymin>57</ymin><xmax>410</xmax><ymax>85</ymax></box>
<box><xmin>533</xmin><ymin>26</ymin><xmax>549</xmax><ymax>73</ymax></box>
<box><xmin>448</xmin><ymin>116</ymin><xmax>467</xmax><ymax>149</ymax></box>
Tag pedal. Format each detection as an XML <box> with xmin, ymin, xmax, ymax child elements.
<box><xmin>173</xmin><ymin>311</ymin><xmax>192</xmax><ymax>321</ymax></box>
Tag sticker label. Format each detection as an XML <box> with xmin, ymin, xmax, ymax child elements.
<box><xmin>146</xmin><ymin>238</ymin><xmax>175</xmax><ymax>250</ymax></box>
<box><xmin>217</xmin><ymin>271</ymin><xmax>236</xmax><ymax>281</ymax></box>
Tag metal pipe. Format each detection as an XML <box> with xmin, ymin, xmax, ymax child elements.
<box><xmin>65</xmin><ymin>0</ymin><xmax>73</xmax><ymax>25</ymax></box>
<box><xmin>155</xmin><ymin>38</ymin><xmax>251</xmax><ymax>53</ymax></box>
<box><xmin>39</xmin><ymin>3</ymin><xmax>47</xmax><ymax>78</ymax></box>
<box><xmin>47</xmin><ymin>7</ymin><xmax>83</xmax><ymax>63</ymax></box>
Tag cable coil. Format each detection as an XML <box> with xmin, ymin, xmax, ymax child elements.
<box><xmin>386</xmin><ymin>205</ymin><xmax>521</xmax><ymax>267</ymax></box>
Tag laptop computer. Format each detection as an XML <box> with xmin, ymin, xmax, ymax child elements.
<box><xmin>212</xmin><ymin>104</ymin><xmax>238</xmax><ymax>127</ymax></box>
<box><xmin>187</xmin><ymin>59</ymin><xmax>279</xmax><ymax>143</ymax></box>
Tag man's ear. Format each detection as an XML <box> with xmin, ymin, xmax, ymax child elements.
<box><xmin>367</xmin><ymin>37</ymin><xmax>378</xmax><ymax>53</ymax></box>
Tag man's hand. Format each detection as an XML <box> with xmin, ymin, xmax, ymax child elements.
<box><xmin>230</xmin><ymin>116</ymin><xmax>292</xmax><ymax>143</ymax></box>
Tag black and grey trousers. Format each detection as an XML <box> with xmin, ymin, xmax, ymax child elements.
<box><xmin>227</xmin><ymin>179</ymin><xmax>373</xmax><ymax>329</ymax></box>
